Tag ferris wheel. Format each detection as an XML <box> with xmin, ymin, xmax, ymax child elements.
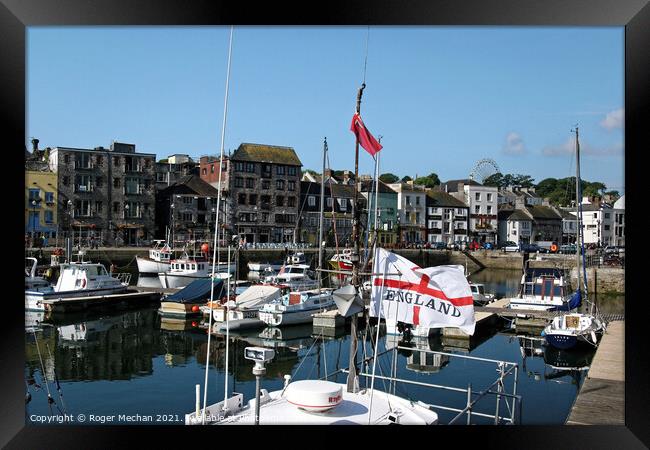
<box><xmin>469</xmin><ymin>159</ymin><xmax>500</xmax><ymax>184</ymax></box>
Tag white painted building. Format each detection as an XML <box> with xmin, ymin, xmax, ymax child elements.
<box><xmin>442</xmin><ymin>179</ymin><xmax>498</xmax><ymax>244</ymax></box>
<box><xmin>571</xmin><ymin>197</ymin><xmax>620</xmax><ymax>246</ymax></box>
<box><xmin>497</xmin><ymin>209</ymin><xmax>532</xmax><ymax>244</ymax></box>
<box><xmin>388</xmin><ymin>181</ymin><xmax>427</xmax><ymax>244</ymax></box>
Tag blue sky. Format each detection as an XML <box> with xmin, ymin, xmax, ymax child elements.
<box><xmin>27</xmin><ymin>26</ymin><xmax>624</xmax><ymax>193</ymax></box>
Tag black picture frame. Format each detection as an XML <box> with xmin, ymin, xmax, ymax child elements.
<box><xmin>2</xmin><ymin>0</ymin><xmax>646</xmax><ymax>447</ymax></box>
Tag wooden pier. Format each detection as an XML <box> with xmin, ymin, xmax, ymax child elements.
<box><xmin>566</xmin><ymin>320</ymin><xmax>624</xmax><ymax>425</ymax></box>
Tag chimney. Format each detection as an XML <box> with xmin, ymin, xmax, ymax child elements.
<box><xmin>31</xmin><ymin>138</ymin><xmax>39</xmax><ymax>152</ymax></box>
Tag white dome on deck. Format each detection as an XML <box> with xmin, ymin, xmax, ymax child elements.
<box><xmin>285</xmin><ymin>380</ymin><xmax>343</xmax><ymax>412</ymax></box>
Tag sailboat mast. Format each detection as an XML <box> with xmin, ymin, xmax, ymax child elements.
<box><xmin>317</xmin><ymin>138</ymin><xmax>327</xmax><ymax>291</ymax></box>
<box><xmin>574</xmin><ymin>127</ymin><xmax>582</xmax><ymax>302</ymax></box>
<box><xmin>347</xmin><ymin>83</ymin><xmax>366</xmax><ymax>393</ymax></box>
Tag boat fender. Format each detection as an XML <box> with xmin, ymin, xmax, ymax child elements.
<box><xmin>286</xmin><ymin>380</ymin><xmax>343</xmax><ymax>412</ymax></box>
<box><xmin>550</xmin><ymin>244</ymin><xmax>558</xmax><ymax>253</ymax></box>
<box><xmin>81</xmin><ymin>278</ymin><xmax>87</xmax><ymax>288</ymax></box>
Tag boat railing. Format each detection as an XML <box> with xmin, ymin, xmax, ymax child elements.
<box><xmin>324</xmin><ymin>345</ymin><xmax>521</xmax><ymax>425</ymax></box>
<box><xmin>114</xmin><ymin>273</ymin><xmax>132</xmax><ymax>285</ymax></box>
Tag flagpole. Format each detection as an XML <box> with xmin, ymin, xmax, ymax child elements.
<box><xmin>317</xmin><ymin>138</ymin><xmax>327</xmax><ymax>293</ymax></box>
<box><xmin>347</xmin><ymin>82</ymin><xmax>365</xmax><ymax>394</ymax></box>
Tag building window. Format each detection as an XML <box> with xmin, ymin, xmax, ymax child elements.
<box><xmin>288</xmin><ymin>166</ymin><xmax>297</xmax><ymax>176</ymax></box>
<box><xmin>276</xmin><ymin>165</ymin><xmax>285</xmax><ymax>175</ymax></box>
<box><xmin>276</xmin><ymin>195</ymin><xmax>285</xmax><ymax>207</ymax></box>
<box><xmin>246</xmin><ymin>163</ymin><xmax>255</xmax><ymax>173</ymax></box>
<box><xmin>28</xmin><ymin>211</ymin><xmax>39</xmax><ymax>226</ymax></box>
<box><xmin>113</xmin><ymin>156</ymin><xmax>120</xmax><ymax>166</ymax></box>
<box><xmin>44</xmin><ymin>210</ymin><xmax>54</xmax><ymax>224</ymax></box>
<box><xmin>475</xmin><ymin>205</ymin><xmax>480</xmax><ymax>214</ymax></box>
<box><xmin>45</xmin><ymin>192</ymin><xmax>54</xmax><ymax>204</ymax></box>
<box><xmin>202</xmin><ymin>168</ymin><xmax>207</xmax><ymax>175</ymax></box>
<box><xmin>487</xmin><ymin>193</ymin><xmax>493</xmax><ymax>202</ymax></box>
<box><xmin>113</xmin><ymin>178</ymin><xmax>121</xmax><ymax>188</ymax></box>
<box><xmin>210</xmin><ymin>165</ymin><xmax>215</xmax><ymax>173</ymax></box>
<box><xmin>29</xmin><ymin>188</ymin><xmax>40</xmax><ymax>202</ymax></box>
<box><xmin>416</xmin><ymin>212</ymin><xmax>420</xmax><ymax>223</ymax></box>
<box><xmin>475</xmin><ymin>193</ymin><xmax>481</xmax><ymax>201</ymax></box>
<box><xmin>406</xmin><ymin>195</ymin><xmax>411</xmax><ymax>206</ymax></box>
<box><xmin>287</xmin><ymin>196</ymin><xmax>296</xmax><ymax>207</ymax></box>
<box><xmin>308</xmin><ymin>196</ymin><xmax>316</xmax><ymax>206</ymax></box>
<box><xmin>95</xmin><ymin>201</ymin><xmax>103</xmax><ymax>213</ymax></box>
<box><xmin>235</xmin><ymin>177</ymin><xmax>244</xmax><ymax>188</ymax></box>
<box><xmin>261</xmin><ymin>213</ymin><xmax>269</xmax><ymax>223</ymax></box>
<box><xmin>604</xmin><ymin>225</ymin><xmax>610</xmax><ymax>231</ymax></box>
<box><xmin>125</xmin><ymin>177</ymin><xmax>139</xmax><ymax>194</ymax></box>
<box><xmin>262</xmin><ymin>180</ymin><xmax>270</xmax><ymax>190</ymax></box>
<box><xmin>288</xmin><ymin>181</ymin><xmax>296</xmax><ymax>191</ymax></box>
<box><xmin>64</xmin><ymin>154</ymin><xmax>70</xmax><ymax>164</ymax></box>
<box><xmin>416</xmin><ymin>197</ymin><xmax>420</xmax><ymax>205</ymax></box>
<box><xmin>113</xmin><ymin>202</ymin><xmax>120</xmax><ymax>212</ymax></box>
<box><xmin>605</xmin><ymin>213</ymin><xmax>611</xmax><ymax>219</ymax></box>
<box><xmin>327</xmin><ymin>198</ymin><xmax>332</xmax><ymax>208</ymax></box>
<box><xmin>238</xmin><ymin>193</ymin><xmax>247</xmax><ymax>205</ymax></box>
<box><xmin>62</xmin><ymin>176</ymin><xmax>69</xmax><ymax>186</ymax></box>
<box><xmin>276</xmin><ymin>180</ymin><xmax>285</xmax><ymax>190</ymax></box>
<box><xmin>245</xmin><ymin>178</ymin><xmax>255</xmax><ymax>189</ymax></box>
<box><xmin>249</xmin><ymin>194</ymin><xmax>258</xmax><ymax>206</ymax></box>
<box><xmin>182</xmin><ymin>196</ymin><xmax>193</xmax><ymax>204</ymax></box>
<box><xmin>338</xmin><ymin>198</ymin><xmax>347</xmax><ymax>211</ymax></box>
<box><xmin>235</xmin><ymin>162</ymin><xmax>244</xmax><ymax>172</ymax></box>
<box><xmin>96</xmin><ymin>155</ymin><xmax>103</xmax><ymax>166</ymax></box>
<box><xmin>487</xmin><ymin>205</ymin><xmax>492</xmax><ymax>214</ymax></box>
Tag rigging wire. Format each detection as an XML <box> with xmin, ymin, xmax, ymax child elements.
<box><xmin>202</xmin><ymin>25</ymin><xmax>234</xmax><ymax>424</ymax></box>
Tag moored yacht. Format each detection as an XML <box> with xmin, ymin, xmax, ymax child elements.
<box><xmin>158</xmin><ymin>252</ymin><xmax>234</xmax><ymax>289</ymax></box>
<box><xmin>263</xmin><ymin>264</ymin><xmax>318</xmax><ymax>291</ymax></box>
<box><xmin>258</xmin><ymin>289</ymin><xmax>335</xmax><ymax>326</ymax></box>
<box><xmin>506</xmin><ymin>264</ymin><xmax>580</xmax><ymax>312</ymax></box>
<box><xmin>470</xmin><ymin>283</ymin><xmax>495</xmax><ymax>306</ymax></box>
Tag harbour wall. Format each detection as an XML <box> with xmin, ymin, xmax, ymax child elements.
<box><xmin>28</xmin><ymin>247</ymin><xmax>624</xmax><ymax>294</ymax></box>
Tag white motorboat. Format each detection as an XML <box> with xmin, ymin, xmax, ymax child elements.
<box><xmin>212</xmin><ymin>284</ymin><xmax>286</xmax><ymax>323</ymax></box>
<box><xmin>506</xmin><ymin>265</ymin><xmax>580</xmax><ymax>312</ymax></box>
<box><xmin>247</xmin><ymin>262</ymin><xmax>284</xmax><ymax>272</ymax></box>
<box><xmin>25</xmin><ymin>257</ymin><xmax>52</xmax><ymax>292</ymax></box>
<box><xmin>25</xmin><ymin>255</ymin><xmax>130</xmax><ymax>311</ymax></box>
<box><xmin>158</xmin><ymin>252</ymin><xmax>234</xmax><ymax>289</ymax></box>
<box><xmin>136</xmin><ymin>240</ymin><xmax>173</xmax><ymax>274</ymax></box>
<box><xmin>258</xmin><ymin>289</ymin><xmax>335</xmax><ymax>326</ymax></box>
<box><xmin>470</xmin><ymin>283</ymin><xmax>494</xmax><ymax>306</ymax></box>
<box><xmin>263</xmin><ymin>264</ymin><xmax>319</xmax><ymax>291</ymax></box>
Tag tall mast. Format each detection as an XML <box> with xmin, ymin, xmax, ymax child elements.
<box><xmin>574</xmin><ymin>126</ymin><xmax>582</xmax><ymax>306</ymax></box>
<box><xmin>317</xmin><ymin>138</ymin><xmax>327</xmax><ymax>292</ymax></box>
<box><xmin>347</xmin><ymin>83</ymin><xmax>365</xmax><ymax>393</ymax></box>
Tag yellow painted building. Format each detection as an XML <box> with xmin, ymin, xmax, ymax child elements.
<box><xmin>25</xmin><ymin>168</ymin><xmax>58</xmax><ymax>239</ymax></box>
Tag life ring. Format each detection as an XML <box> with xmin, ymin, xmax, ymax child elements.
<box><xmin>550</xmin><ymin>244</ymin><xmax>558</xmax><ymax>253</ymax></box>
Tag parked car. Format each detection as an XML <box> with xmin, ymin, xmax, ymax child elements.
<box><xmin>468</xmin><ymin>240</ymin><xmax>481</xmax><ymax>251</ymax></box>
<box><xmin>432</xmin><ymin>242</ymin><xmax>447</xmax><ymax>250</ymax></box>
<box><xmin>520</xmin><ymin>243</ymin><xmax>540</xmax><ymax>253</ymax></box>
<box><xmin>604</xmin><ymin>245</ymin><xmax>625</xmax><ymax>255</ymax></box>
<box><xmin>498</xmin><ymin>241</ymin><xmax>520</xmax><ymax>252</ymax></box>
<box><xmin>482</xmin><ymin>242</ymin><xmax>494</xmax><ymax>250</ymax></box>
<box><xmin>447</xmin><ymin>241</ymin><xmax>460</xmax><ymax>250</ymax></box>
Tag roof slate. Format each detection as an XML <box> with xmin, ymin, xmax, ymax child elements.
<box><xmin>231</xmin><ymin>143</ymin><xmax>302</xmax><ymax>166</ymax></box>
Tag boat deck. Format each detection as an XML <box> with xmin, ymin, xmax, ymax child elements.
<box><xmin>566</xmin><ymin>320</ymin><xmax>624</xmax><ymax>425</ymax></box>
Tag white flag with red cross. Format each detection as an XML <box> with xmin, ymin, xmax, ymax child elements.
<box><xmin>370</xmin><ymin>247</ymin><xmax>476</xmax><ymax>335</ymax></box>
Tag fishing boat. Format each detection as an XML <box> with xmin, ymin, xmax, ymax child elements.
<box><xmin>247</xmin><ymin>262</ymin><xmax>283</xmax><ymax>272</ymax></box>
<box><xmin>25</xmin><ymin>252</ymin><xmax>131</xmax><ymax>311</ymax></box>
<box><xmin>158</xmin><ymin>251</ymin><xmax>234</xmax><ymax>289</ymax></box>
<box><xmin>328</xmin><ymin>248</ymin><xmax>353</xmax><ymax>272</ymax></box>
<box><xmin>542</xmin><ymin>127</ymin><xmax>606</xmax><ymax>349</ymax></box>
<box><xmin>258</xmin><ymin>289</ymin><xmax>335</xmax><ymax>327</ymax></box>
<box><xmin>136</xmin><ymin>240</ymin><xmax>173</xmax><ymax>274</ymax></box>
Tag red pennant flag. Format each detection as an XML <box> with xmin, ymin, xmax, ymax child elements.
<box><xmin>350</xmin><ymin>112</ymin><xmax>383</xmax><ymax>156</ymax></box>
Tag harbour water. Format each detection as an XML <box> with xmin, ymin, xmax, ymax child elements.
<box><xmin>24</xmin><ymin>267</ymin><xmax>624</xmax><ymax>425</ymax></box>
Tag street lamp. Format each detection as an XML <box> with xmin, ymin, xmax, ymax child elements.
<box><xmin>124</xmin><ymin>204</ymin><xmax>130</xmax><ymax>246</ymax></box>
<box><xmin>67</xmin><ymin>199</ymin><xmax>73</xmax><ymax>245</ymax></box>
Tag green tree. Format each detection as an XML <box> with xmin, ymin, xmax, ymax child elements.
<box><xmin>483</xmin><ymin>173</ymin><xmax>504</xmax><ymax>187</ymax></box>
<box><xmin>414</xmin><ymin>172</ymin><xmax>441</xmax><ymax>188</ymax></box>
<box><xmin>379</xmin><ymin>173</ymin><xmax>399</xmax><ymax>183</ymax></box>
<box><xmin>401</xmin><ymin>176</ymin><xmax>412</xmax><ymax>182</ymax></box>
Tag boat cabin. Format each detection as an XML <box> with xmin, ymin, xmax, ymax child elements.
<box><xmin>521</xmin><ymin>268</ymin><xmax>567</xmax><ymax>299</ymax></box>
<box><xmin>54</xmin><ymin>262</ymin><xmax>112</xmax><ymax>291</ymax></box>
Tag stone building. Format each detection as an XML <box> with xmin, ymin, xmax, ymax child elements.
<box><xmin>155</xmin><ymin>175</ymin><xmax>225</xmax><ymax>245</ymax></box>
<box><xmin>155</xmin><ymin>154</ymin><xmax>198</xmax><ymax>192</ymax></box>
<box><xmin>48</xmin><ymin>142</ymin><xmax>156</xmax><ymax>246</ymax></box>
<box><xmin>229</xmin><ymin>143</ymin><xmax>302</xmax><ymax>244</ymax></box>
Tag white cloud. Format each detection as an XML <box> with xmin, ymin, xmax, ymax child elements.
<box><xmin>600</xmin><ymin>108</ymin><xmax>624</xmax><ymax>131</ymax></box>
<box><xmin>503</xmin><ymin>132</ymin><xmax>526</xmax><ymax>155</ymax></box>
<box><xmin>542</xmin><ymin>137</ymin><xmax>623</xmax><ymax>157</ymax></box>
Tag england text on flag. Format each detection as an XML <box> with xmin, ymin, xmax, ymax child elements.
<box><xmin>370</xmin><ymin>248</ymin><xmax>476</xmax><ymax>335</ymax></box>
